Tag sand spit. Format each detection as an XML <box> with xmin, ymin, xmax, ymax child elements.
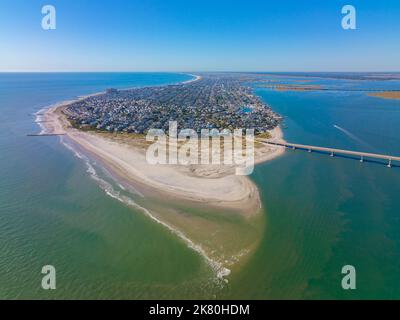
<box><xmin>368</xmin><ymin>91</ymin><xmax>400</xmax><ymax>100</ymax></box>
<box><xmin>42</xmin><ymin>104</ymin><xmax>284</xmax><ymax>215</ymax></box>
<box><xmin>36</xmin><ymin>78</ymin><xmax>285</xmax><ymax>278</ymax></box>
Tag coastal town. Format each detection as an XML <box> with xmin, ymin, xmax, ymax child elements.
<box><xmin>63</xmin><ymin>73</ymin><xmax>282</xmax><ymax>134</ymax></box>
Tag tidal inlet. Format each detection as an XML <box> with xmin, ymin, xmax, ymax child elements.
<box><xmin>40</xmin><ymin>73</ymin><xmax>285</xmax><ymax>281</ymax></box>
<box><xmin>2</xmin><ymin>0</ymin><xmax>400</xmax><ymax>302</ymax></box>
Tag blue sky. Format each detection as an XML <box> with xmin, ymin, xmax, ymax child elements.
<box><xmin>0</xmin><ymin>0</ymin><xmax>399</xmax><ymax>72</ymax></box>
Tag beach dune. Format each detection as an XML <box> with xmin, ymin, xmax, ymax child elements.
<box><xmin>43</xmin><ymin>104</ymin><xmax>284</xmax><ymax>215</ymax></box>
<box><xmin>40</xmin><ymin>95</ymin><xmax>285</xmax><ymax>277</ymax></box>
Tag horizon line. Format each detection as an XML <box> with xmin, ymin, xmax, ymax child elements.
<box><xmin>1</xmin><ymin>70</ymin><xmax>400</xmax><ymax>73</ymax></box>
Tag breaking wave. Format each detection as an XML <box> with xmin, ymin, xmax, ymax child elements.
<box><xmin>59</xmin><ymin>137</ymin><xmax>230</xmax><ymax>280</ymax></box>
<box><xmin>34</xmin><ymin>108</ymin><xmax>49</xmax><ymax>135</ymax></box>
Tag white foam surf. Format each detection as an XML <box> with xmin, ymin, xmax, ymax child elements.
<box><xmin>59</xmin><ymin>137</ymin><xmax>230</xmax><ymax>280</ymax></box>
<box><xmin>34</xmin><ymin>107</ymin><xmax>49</xmax><ymax>134</ymax></box>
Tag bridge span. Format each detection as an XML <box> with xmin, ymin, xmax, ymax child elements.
<box><xmin>260</xmin><ymin>140</ymin><xmax>400</xmax><ymax>168</ymax></box>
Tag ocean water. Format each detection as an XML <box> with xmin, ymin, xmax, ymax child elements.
<box><xmin>1</xmin><ymin>72</ymin><xmax>400</xmax><ymax>299</ymax></box>
<box><xmin>0</xmin><ymin>73</ymin><xmax>216</xmax><ymax>299</ymax></box>
<box><xmin>224</xmin><ymin>75</ymin><xmax>400</xmax><ymax>299</ymax></box>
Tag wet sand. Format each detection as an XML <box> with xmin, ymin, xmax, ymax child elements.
<box><xmin>368</xmin><ymin>91</ymin><xmax>400</xmax><ymax>100</ymax></box>
<box><xmin>42</xmin><ymin>104</ymin><xmax>284</xmax><ymax>215</ymax></box>
<box><xmin>38</xmin><ymin>89</ymin><xmax>285</xmax><ymax>278</ymax></box>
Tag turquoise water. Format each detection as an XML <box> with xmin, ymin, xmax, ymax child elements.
<box><xmin>225</xmin><ymin>76</ymin><xmax>400</xmax><ymax>299</ymax></box>
<box><xmin>1</xmin><ymin>72</ymin><xmax>400</xmax><ymax>299</ymax></box>
<box><xmin>0</xmin><ymin>73</ymin><xmax>217</xmax><ymax>299</ymax></box>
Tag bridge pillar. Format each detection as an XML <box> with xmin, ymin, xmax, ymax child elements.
<box><xmin>360</xmin><ymin>155</ymin><xmax>364</xmax><ymax>163</ymax></box>
<box><xmin>387</xmin><ymin>158</ymin><xmax>392</xmax><ymax>168</ymax></box>
<box><xmin>292</xmin><ymin>146</ymin><xmax>296</xmax><ymax>150</ymax></box>
<box><xmin>330</xmin><ymin>151</ymin><xmax>334</xmax><ymax>157</ymax></box>
<box><xmin>308</xmin><ymin>148</ymin><xmax>311</xmax><ymax>153</ymax></box>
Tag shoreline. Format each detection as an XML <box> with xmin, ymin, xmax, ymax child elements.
<box><xmin>36</xmin><ymin>74</ymin><xmax>285</xmax><ymax>278</ymax></box>
<box><xmin>37</xmin><ymin>73</ymin><xmax>285</xmax><ymax>212</ymax></box>
<box><xmin>41</xmin><ymin>104</ymin><xmax>284</xmax><ymax>211</ymax></box>
<box><xmin>368</xmin><ymin>91</ymin><xmax>400</xmax><ymax>100</ymax></box>
<box><xmin>35</xmin><ymin>73</ymin><xmax>203</xmax><ymax>133</ymax></box>
<box><xmin>59</xmin><ymin>134</ymin><xmax>233</xmax><ymax>279</ymax></box>
<box><xmin>181</xmin><ymin>74</ymin><xmax>202</xmax><ymax>84</ymax></box>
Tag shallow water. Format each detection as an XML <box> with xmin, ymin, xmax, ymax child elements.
<box><xmin>0</xmin><ymin>73</ymin><xmax>221</xmax><ymax>299</ymax></box>
<box><xmin>1</xmin><ymin>72</ymin><xmax>400</xmax><ymax>299</ymax></box>
<box><xmin>224</xmin><ymin>76</ymin><xmax>400</xmax><ymax>299</ymax></box>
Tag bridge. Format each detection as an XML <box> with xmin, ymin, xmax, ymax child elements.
<box><xmin>260</xmin><ymin>140</ymin><xmax>400</xmax><ymax>168</ymax></box>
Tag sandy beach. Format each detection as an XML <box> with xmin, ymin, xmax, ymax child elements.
<box><xmin>42</xmin><ymin>104</ymin><xmax>285</xmax><ymax>215</ymax></box>
<box><xmin>368</xmin><ymin>91</ymin><xmax>400</xmax><ymax>100</ymax></box>
<box><xmin>181</xmin><ymin>74</ymin><xmax>203</xmax><ymax>84</ymax></box>
<box><xmin>38</xmin><ymin>79</ymin><xmax>285</xmax><ymax>277</ymax></box>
